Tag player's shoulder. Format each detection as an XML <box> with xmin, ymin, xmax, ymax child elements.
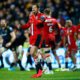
<box><xmin>49</xmin><ymin>18</ymin><xmax>57</xmax><ymax>23</ymax></box>
<box><xmin>38</xmin><ymin>12</ymin><xmax>46</xmax><ymax>20</ymax></box>
<box><xmin>52</xmin><ymin>18</ymin><xmax>57</xmax><ymax>21</ymax></box>
<box><xmin>7</xmin><ymin>26</ymin><xmax>13</xmax><ymax>32</ymax></box>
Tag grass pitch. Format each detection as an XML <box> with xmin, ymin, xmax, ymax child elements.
<box><xmin>0</xmin><ymin>68</ymin><xmax>80</xmax><ymax>80</ymax></box>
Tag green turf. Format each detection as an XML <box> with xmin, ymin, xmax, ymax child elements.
<box><xmin>0</xmin><ymin>68</ymin><xmax>80</xmax><ymax>80</ymax></box>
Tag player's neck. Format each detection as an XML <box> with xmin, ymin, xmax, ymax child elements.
<box><xmin>34</xmin><ymin>11</ymin><xmax>40</xmax><ymax>15</ymax></box>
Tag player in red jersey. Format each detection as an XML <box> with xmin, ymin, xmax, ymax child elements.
<box><xmin>64</xmin><ymin>20</ymin><xmax>77</xmax><ymax>70</ymax></box>
<box><xmin>76</xmin><ymin>24</ymin><xmax>80</xmax><ymax>54</ymax></box>
<box><xmin>22</xmin><ymin>4</ymin><xmax>45</xmax><ymax>78</ymax></box>
<box><xmin>42</xmin><ymin>8</ymin><xmax>62</xmax><ymax>69</ymax></box>
<box><xmin>76</xmin><ymin>24</ymin><xmax>80</xmax><ymax>37</ymax></box>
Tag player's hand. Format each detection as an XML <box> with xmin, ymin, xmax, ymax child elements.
<box><xmin>6</xmin><ymin>42</ymin><xmax>12</xmax><ymax>48</ymax></box>
<box><xmin>30</xmin><ymin>11</ymin><xmax>34</xmax><ymax>16</ymax></box>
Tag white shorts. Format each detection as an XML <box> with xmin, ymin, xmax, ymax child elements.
<box><xmin>2</xmin><ymin>49</ymin><xmax>15</xmax><ymax>63</ymax></box>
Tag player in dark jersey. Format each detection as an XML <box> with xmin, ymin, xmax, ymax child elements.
<box><xmin>10</xmin><ymin>25</ymin><xmax>26</xmax><ymax>71</ymax></box>
<box><xmin>0</xmin><ymin>19</ymin><xmax>16</xmax><ymax>69</ymax></box>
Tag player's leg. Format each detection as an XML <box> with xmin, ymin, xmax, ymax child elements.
<box><xmin>26</xmin><ymin>48</ymin><xmax>34</xmax><ymax>71</ymax></box>
<box><xmin>8</xmin><ymin>49</ymin><xmax>15</xmax><ymax>71</ymax></box>
<box><xmin>8</xmin><ymin>42</ymin><xmax>17</xmax><ymax>70</ymax></box>
<box><xmin>70</xmin><ymin>50</ymin><xmax>77</xmax><ymax>70</ymax></box>
<box><xmin>38</xmin><ymin>47</ymin><xmax>53</xmax><ymax>74</ymax></box>
<box><xmin>31</xmin><ymin>49</ymin><xmax>43</xmax><ymax>78</ymax></box>
<box><xmin>0</xmin><ymin>52</ymin><xmax>4</xmax><ymax>69</ymax></box>
<box><xmin>52</xmin><ymin>34</ymin><xmax>62</xmax><ymax>69</ymax></box>
<box><xmin>43</xmin><ymin>48</ymin><xmax>53</xmax><ymax>74</ymax></box>
<box><xmin>51</xmin><ymin>42</ymin><xmax>61</xmax><ymax>69</ymax></box>
<box><xmin>30</xmin><ymin>35</ymin><xmax>43</xmax><ymax>78</ymax></box>
<box><xmin>65</xmin><ymin>50</ymin><xmax>70</xmax><ymax>69</ymax></box>
<box><xmin>16</xmin><ymin>45</ymin><xmax>25</xmax><ymax>71</ymax></box>
<box><xmin>0</xmin><ymin>47</ymin><xmax>5</xmax><ymax>68</ymax></box>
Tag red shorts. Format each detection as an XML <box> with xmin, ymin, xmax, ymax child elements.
<box><xmin>45</xmin><ymin>33</ymin><xmax>61</xmax><ymax>48</ymax></box>
<box><xmin>68</xmin><ymin>44</ymin><xmax>77</xmax><ymax>51</ymax></box>
<box><xmin>66</xmin><ymin>44</ymin><xmax>77</xmax><ymax>58</ymax></box>
<box><xmin>45</xmin><ymin>34</ymin><xmax>55</xmax><ymax>47</ymax></box>
<box><xmin>30</xmin><ymin>34</ymin><xmax>42</xmax><ymax>47</ymax></box>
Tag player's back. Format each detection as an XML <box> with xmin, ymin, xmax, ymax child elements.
<box><xmin>42</xmin><ymin>17</ymin><xmax>58</xmax><ymax>41</ymax></box>
<box><xmin>44</xmin><ymin>17</ymin><xmax>57</xmax><ymax>34</ymax></box>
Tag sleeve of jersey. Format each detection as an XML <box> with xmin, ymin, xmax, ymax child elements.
<box><xmin>21</xmin><ymin>21</ymin><xmax>30</xmax><ymax>30</ymax></box>
<box><xmin>36</xmin><ymin>20</ymin><xmax>44</xmax><ymax>28</ymax></box>
<box><xmin>36</xmin><ymin>15</ymin><xmax>46</xmax><ymax>28</ymax></box>
<box><xmin>9</xmin><ymin>27</ymin><xmax>13</xmax><ymax>33</ymax></box>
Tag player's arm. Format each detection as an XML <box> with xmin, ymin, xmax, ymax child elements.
<box><xmin>10</xmin><ymin>31</ymin><xmax>16</xmax><ymax>44</ymax></box>
<box><xmin>21</xmin><ymin>21</ymin><xmax>31</xmax><ymax>30</ymax></box>
<box><xmin>53</xmin><ymin>23</ymin><xmax>60</xmax><ymax>32</ymax></box>
<box><xmin>21</xmin><ymin>15</ymin><xmax>32</xmax><ymax>30</ymax></box>
<box><xmin>6</xmin><ymin>30</ymin><xmax>16</xmax><ymax>48</ymax></box>
<box><xmin>51</xmin><ymin>19</ymin><xmax>60</xmax><ymax>31</ymax></box>
<box><xmin>57</xmin><ymin>22</ymin><xmax>62</xmax><ymax>29</ymax></box>
<box><xmin>36</xmin><ymin>15</ymin><xmax>46</xmax><ymax>28</ymax></box>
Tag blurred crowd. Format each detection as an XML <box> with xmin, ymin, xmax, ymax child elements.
<box><xmin>0</xmin><ymin>0</ymin><xmax>80</xmax><ymax>27</ymax></box>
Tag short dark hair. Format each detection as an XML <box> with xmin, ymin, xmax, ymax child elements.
<box><xmin>44</xmin><ymin>8</ymin><xmax>51</xmax><ymax>15</ymax></box>
<box><xmin>32</xmin><ymin>4</ymin><xmax>39</xmax><ymax>8</ymax></box>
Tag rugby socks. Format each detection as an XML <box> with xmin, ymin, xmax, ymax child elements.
<box><xmin>59</xmin><ymin>63</ymin><xmax>61</xmax><ymax>68</ymax></box>
<box><xmin>27</xmin><ymin>54</ymin><xmax>33</xmax><ymax>66</ymax></box>
<box><xmin>36</xmin><ymin>62</ymin><xmax>42</xmax><ymax>73</ymax></box>
<box><xmin>0</xmin><ymin>55</ymin><xmax>4</xmax><ymax>68</ymax></box>
<box><xmin>65</xmin><ymin>62</ymin><xmax>68</xmax><ymax>68</ymax></box>
<box><xmin>17</xmin><ymin>59</ymin><xmax>25</xmax><ymax>71</ymax></box>
<box><xmin>10</xmin><ymin>63</ymin><xmax>15</xmax><ymax>68</ymax></box>
<box><xmin>47</xmin><ymin>62</ymin><xmax>52</xmax><ymax>71</ymax></box>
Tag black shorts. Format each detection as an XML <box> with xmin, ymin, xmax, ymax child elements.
<box><xmin>51</xmin><ymin>34</ymin><xmax>61</xmax><ymax>50</ymax></box>
<box><xmin>8</xmin><ymin>36</ymin><xmax>26</xmax><ymax>51</ymax></box>
<box><xmin>34</xmin><ymin>34</ymin><xmax>42</xmax><ymax>47</ymax></box>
